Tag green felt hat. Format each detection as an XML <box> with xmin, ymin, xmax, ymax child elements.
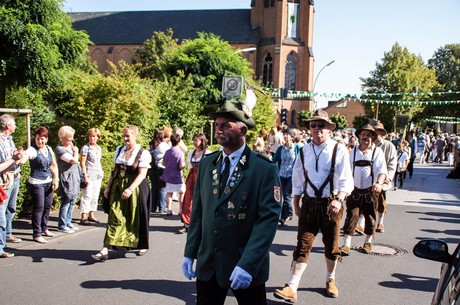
<box><xmin>210</xmin><ymin>100</ymin><xmax>256</xmax><ymax>129</ymax></box>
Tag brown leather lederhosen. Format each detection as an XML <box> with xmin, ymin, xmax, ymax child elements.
<box><xmin>293</xmin><ymin>142</ymin><xmax>342</xmax><ymax>262</ymax></box>
<box><xmin>342</xmin><ymin>146</ymin><xmax>377</xmax><ymax>236</ymax></box>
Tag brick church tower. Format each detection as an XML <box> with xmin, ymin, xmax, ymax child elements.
<box><xmin>251</xmin><ymin>0</ymin><xmax>315</xmax><ymax>125</ymax></box>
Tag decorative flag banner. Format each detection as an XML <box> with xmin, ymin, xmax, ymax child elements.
<box><xmin>261</xmin><ymin>87</ymin><xmax>460</xmax><ymax>105</ymax></box>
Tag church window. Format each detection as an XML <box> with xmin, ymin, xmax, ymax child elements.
<box><xmin>262</xmin><ymin>53</ymin><xmax>273</xmax><ymax>86</ymax></box>
<box><xmin>285</xmin><ymin>53</ymin><xmax>297</xmax><ymax>90</ymax></box>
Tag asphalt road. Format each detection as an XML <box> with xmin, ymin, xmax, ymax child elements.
<box><xmin>2</xmin><ymin>161</ymin><xmax>459</xmax><ymax>305</ymax></box>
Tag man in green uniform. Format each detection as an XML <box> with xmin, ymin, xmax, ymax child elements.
<box><xmin>181</xmin><ymin>100</ymin><xmax>281</xmax><ymax>305</ymax></box>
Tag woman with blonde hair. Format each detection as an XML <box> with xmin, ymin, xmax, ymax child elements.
<box><xmin>252</xmin><ymin>128</ymin><xmax>268</xmax><ymax>155</ymax></box>
<box><xmin>79</xmin><ymin>128</ymin><xmax>104</xmax><ymax>225</ymax></box>
<box><xmin>92</xmin><ymin>125</ymin><xmax>151</xmax><ymax>261</ymax></box>
<box><xmin>55</xmin><ymin>126</ymin><xmax>80</xmax><ymax>234</ymax></box>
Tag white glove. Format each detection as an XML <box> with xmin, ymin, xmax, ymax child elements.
<box><xmin>181</xmin><ymin>257</ymin><xmax>196</xmax><ymax>280</ymax></box>
<box><xmin>229</xmin><ymin>266</ymin><xmax>252</xmax><ymax>290</ymax></box>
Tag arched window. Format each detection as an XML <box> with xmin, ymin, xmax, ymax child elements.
<box><xmin>262</xmin><ymin>53</ymin><xmax>273</xmax><ymax>86</ymax></box>
<box><xmin>285</xmin><ymin>53</ymin><xmax>297</xmax><ymax>91</ymax></box>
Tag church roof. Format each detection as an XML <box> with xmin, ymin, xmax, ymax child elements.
<box><xmin>69</xmin><ymin>9</ymin><xmax>259</xmax><ymax>45</ymax></box>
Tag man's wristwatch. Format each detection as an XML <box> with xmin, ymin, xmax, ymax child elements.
<box><xmin>336</xmin><ymin>197</ymin><xmax>344</xmax><ymax>204</ymax></box>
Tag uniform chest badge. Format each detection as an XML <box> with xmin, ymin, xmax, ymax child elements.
<box><xmin>274</xmin><ymin>186</ymin><xmax>281</xmax><ymax>203</ymax></box>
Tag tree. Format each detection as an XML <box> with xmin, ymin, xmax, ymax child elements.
<box><xmin>133</xmin><ymin>28</ymin><xmax>178</xmax><ymax>79</ymax></box>
<box><xmin>153</xmin><ymin>71</ymin><xmax>207</xmax><ymax>142</ymax></box>
<box><xmin>0</xmin><ymin>0</ymin><xmax>90</xmax><ymax>107</ymax></box>
<box><xmin>360</xmin><ymin>43</ymin><xmax>439</xmax><ymax>131</ymax></box>
<box><xmin>157</xmin><ymin>32</ymin><xmax>252</xmax><ymax>114</ymax></box>
<box><xmin>297</xmin><ymin>109</ymin><xmax>313</xmax><ymax>127</ymax></box>
<box><xmin>48</xmin><ymin>62</ymin><xmax>159</xmax><ymax>150</ymax></box>
<box><xmin>246</xmin><ymin>89</ymin><xmax>278</xmax><ymax>143</ymax></box>
<box><xmin>134</xmin><ymin>30</ymin><xmax>275</xmax><ymax>143</ymax></box>
<box><xmin>330</xmin><ymin>113</ymin><xmax>347</xmax><ymax>131</ymax></box>
<box><xmin>352</xmin><ymin>115</ymin><xmax>371</xmax><ymax>130</ymax></box>
<box><xmin>428</xmin><ymin>44</ymin><xmax>460</xmax><ymax>91</ymax></box>
<box><xmin>423</xmin><ymin>44</ymin><xmax>460</xmax><ymax>119</ymax></box>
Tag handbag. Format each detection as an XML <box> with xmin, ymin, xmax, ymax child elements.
<box><xmin>0</xmin><ymin>171</ymin><xmax>14</xmax><ymax>190</ymax></box>
<box><xmin>0</xmin><ymin>185</ymin><xmax>8</xmax><ymax>204</ymax></box>
<box><xmin>77</xmin><ymin>165</ymin><xmax>87</xmax><ymax>189</ymax></box>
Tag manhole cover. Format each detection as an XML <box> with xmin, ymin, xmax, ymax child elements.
<box><xmin>350</xmin><ymin>243</ymin><xmax>408</xmax><ymax>257</ymax></box>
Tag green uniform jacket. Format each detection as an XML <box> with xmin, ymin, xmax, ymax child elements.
<box><xmin>184</xmin><ymin>145</ymin><xmax>281</xmax><ymax>288</ymax></box>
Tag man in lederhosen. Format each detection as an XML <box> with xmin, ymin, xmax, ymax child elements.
<box><xmin>355</xmin><ymin>121</ymin><xmax>397</xmax><ymax>235</ymax></box>
<box><xmin>340</xmin><ymin>124</ymin><xmax>387</xmax><ymax>256</ymax></box>
<box><xmin>274</xmin><ymin>110</ymin><xmax>353</xmax><ymax>302</ymax></box>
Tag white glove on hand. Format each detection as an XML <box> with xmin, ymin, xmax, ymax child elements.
<box><xmin>181</xmin><ymin>257</ymin><xmax>196</xmax><ymax>280</ymax></box>
<box><xmin>229</xmin><ymin>266</ymin><xmax>252</xmax><ymax>290</ymax></box>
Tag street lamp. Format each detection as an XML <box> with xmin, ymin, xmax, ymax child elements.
<box><xmin>312</xmin><ymin>60</ymin><xmax>335</xmax><ymax>109</ymax></box>
<box><xmin>234</xmin><ymin>47</ymin><xmax>257</xmax><ymax>54</ymax></box>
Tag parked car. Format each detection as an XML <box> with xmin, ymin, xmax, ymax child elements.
<box><xmin>413</xmin><ymin>240</ymin><xmax>460</xmax><ymax>305</ymax></box>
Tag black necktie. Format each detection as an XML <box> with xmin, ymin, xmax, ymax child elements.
<box><xmin>219</xmin><ymin>157</ymin><xmax>230</xmax><ymax>196</ymax></box>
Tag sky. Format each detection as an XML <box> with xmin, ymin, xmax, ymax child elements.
<box><xmin>63</xmin><ymin>0</ymin><xmax>460</xmax><ymax>108</ymax></box>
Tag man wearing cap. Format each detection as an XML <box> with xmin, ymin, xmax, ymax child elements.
<box><xmin>274</xmin><ymin>110</ymin><xmax>353</xmax><ymax>302</ymax></box>
<box><xmin>181</xmin><ymin>100</ymin><xmax>281</xmax><ymax>304</ymax></box>
<box><xmin>368</xmin><ymin>120</ymin><xmax>397</xmax><ymax>233</ymax></box>
<box><xmin>340</xmin><ymin>124</ymin><xmax>387</xmax><ymax>256</ymax></box>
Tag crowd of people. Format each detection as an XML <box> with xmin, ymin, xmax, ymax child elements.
<box><xmin>1</xmin><ymin>106</ymin><xmax>459</xmax><ymax>304</ymax></box>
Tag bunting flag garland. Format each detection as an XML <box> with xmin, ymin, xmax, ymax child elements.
<box><xmin>261</xmin><ymin>87</ymin><xmax>460</xmax><ymax>106</ymax></box>
<box><xmin>427</xmin><ymin>116</ymin><xmax>460</xmax><ymax>124</ymax></box>
<box><xmin>349</xmin><ymin>98</ymin><xmax>460</xmax><ymax>105</ymax></box>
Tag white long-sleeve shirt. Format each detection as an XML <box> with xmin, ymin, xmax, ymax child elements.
<box><xmin>350</xmin><ymin>144</ymin><xmax>387</xmax><ymax>189</ymax></box>
<box><xmin>292</xmin><ymin>139</ymin><xmax>354</xmax><ymax>198</ymax></box>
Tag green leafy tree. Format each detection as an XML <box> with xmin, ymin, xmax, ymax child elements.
<box><xmin>133</xmin><ymin>28</ymin><xmax>178</xmax><ymax>79</ymax></box>
<box><xmin>297</xmin><ymin>109</ymin><xmax>313</xmax><ymax>127</ymax></box>
<box><xmin>158</xmin><ymin>32</ymin><xmax>252</xmax><ymax>114</ymax></box>
<box><xmin>0</xmin><ymin>0</ymin><xmax>91</xmax><ymax>107</ymax></box>
<box><xmin>134</xmin><ymin>30</ymin><xmax>275</xmax><ymax>143</ymax></box>
<box><xmin>48</xmin><ymin>62</ymin><xmax>159</xmax><ymax>150</ymax></box>
<box><xmin>330</xmin><ymin>113</ymin><xmax>347</xmax><ymax>131</ymax></box>
<box><xmin>246</xmin><ymin>89</ymin><xmax>278</xmax><ymax>143</ymax></box>
<box><xmin>153</xmin><ymin>71</ymin><xmax>207</xmax><ymax>142</ymax></box>
<box><xmin>360</xmin><ymin>43</ymin><xmax>439</xmax><ymax>131</ymax></box>
<box><xmin>352</xmin><ymin>115</ymin><xmax>371</xmax><ymax>130</ymax></box>
<box><xmin>423</xmin><ymin>44</ymin><xmax>460</xmax><ymax>119</ymax></box>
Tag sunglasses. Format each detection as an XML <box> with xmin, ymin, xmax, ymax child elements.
<box><xmin>309</xmin><ymin>123</ymin><xmax>325</xmax><ymax>129</ymax></box>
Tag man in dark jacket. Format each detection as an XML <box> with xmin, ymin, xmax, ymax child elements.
<box><xmin>181</xmin><ymin>100</ymin><xmax>281</xmax><ymax>305</ymax></box>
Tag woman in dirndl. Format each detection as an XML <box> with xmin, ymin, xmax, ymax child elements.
<box><xmin>91</xmin><ymin>125</ymin><xmax>151</xmax><ymax>261</ymax></box>
<box><xmin>179</xmin><ymin>133</ymin><xmax>210</xmax><ymax>233</ymax></box>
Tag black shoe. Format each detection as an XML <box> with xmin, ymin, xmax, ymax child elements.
<box><xmin>88</xmin><ymin>218</ymin><xmax>100</xmax><ymax>224</ymax></box>
<box><xmin>80</xmin><ymin>219</ymin><xmax>90</xmax><ymax>225</ymax></box>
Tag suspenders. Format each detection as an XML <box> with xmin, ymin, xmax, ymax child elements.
<box><xmin>299</xmin><ymin>142</ymin><xmax>339</xmax><ymax>198</ymax></box>
<box><xmin>352</xmin><ymin>145</ymin><xmax>376</xmax><ymax>185</ymax></box>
